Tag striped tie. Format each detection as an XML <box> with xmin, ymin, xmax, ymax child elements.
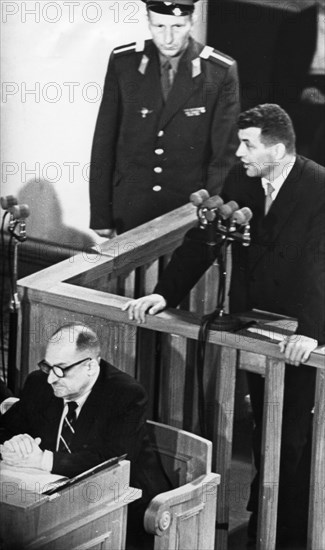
<box><xmin>264</xmin><ymin>182</ymin><xmax>274</xmax><ymax>215</ymax></box>
<box><xmin>59</xmin><ymin>401</ymin><xmax>78</xmax><ymax>453</ymax></box>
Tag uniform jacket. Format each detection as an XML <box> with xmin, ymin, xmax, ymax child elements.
<box><xmin>155</xmin><ymin>156</ymin><xmax>325</xmax><ymax>344</ymax></box>
<box><xmin>89</xmin><ymin>37</ymin><xmax>240</xmax><ymax>233</ymax></box>
<box><xmin>0</xmin><ymin>360</ymin><xmax>170</xmax><ymax>507</ymax></box>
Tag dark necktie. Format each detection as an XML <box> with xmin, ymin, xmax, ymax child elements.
<box><xmin>59</xmin><ymin>401</ymin><xmax>78</xmax><ymax>453</ymax></box>
<box><xmin>264</xmin><ymin>182</ymin><xmax>274</xmax><ymax>215</ymax></box>
<box><xmin>161</xmin><ymin>60</ymin><xmax>173</xmax><ymax>101</ymax></box>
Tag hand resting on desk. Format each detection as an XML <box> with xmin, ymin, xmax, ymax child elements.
<box><xmin>1</xmin><ymin>434</ymin><xmax>44</xmax><ymax>469</ymax></box>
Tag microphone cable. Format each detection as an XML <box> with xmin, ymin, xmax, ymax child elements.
<box><xmin>1</xmin><ymin>211</ymin><xmax>9</xmax><ymax>382</ymax></box>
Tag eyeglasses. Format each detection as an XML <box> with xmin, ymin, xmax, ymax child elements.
<box><xmin>38</xmin><ymin>357</ymin><xmax>91</xmax><ymax>378</ymax></box>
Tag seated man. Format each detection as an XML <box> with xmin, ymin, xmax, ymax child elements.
<box><xmin>0</xmin><ymin>323</ymin><xmax>171</xmax><ymax>549</ymax></box>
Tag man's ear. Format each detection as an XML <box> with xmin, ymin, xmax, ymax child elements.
<box><xmin>88</xmin><ymin>358</ymin><xmax>100</xmax><ymax>375</ymax></box>
<box><xmin>274</xmin><ymin>142</ymin><xmax>286</xmax><ymax>161</ymax></box>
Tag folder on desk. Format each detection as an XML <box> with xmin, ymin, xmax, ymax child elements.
<box><xmin>43</xmin><ymin>453</ymin><xmax>128</xmax><ymax>495</ymax></box>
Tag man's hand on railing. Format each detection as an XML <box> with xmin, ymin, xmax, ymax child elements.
<box><xmin>122</xmin><ymin>294</ymin><xmax>167</xmax><ymax>324</ymax></box>
<box><xmin>278</xmin><ymin>334</ymin><xmax>318</xmax><ymax>366</ymax></box>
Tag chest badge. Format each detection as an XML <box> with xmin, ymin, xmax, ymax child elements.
<box><xmin>183</xmin><ymin>106</ymin><xmax>206</xmax><ymax>117</ymax></box>
<box><xmin>139</xmin><ymin>107</ymin><xmax>153</xmax><ymax>119</ymax></box>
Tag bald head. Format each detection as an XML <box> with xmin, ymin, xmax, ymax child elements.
<box><xmin>49</xmin><ymin>324</ymin><xmax>101</xmax><ymax>358</ymax></box>
<box><xmin>44</xmin><ymin>324</ymin><xmax>101</xmax><ymax>400</ymax></box>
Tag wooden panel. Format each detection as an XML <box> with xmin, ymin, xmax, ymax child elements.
<box><xmin>159</xmin><ymin>334</ymin><xmax>188</xmax><ymax>429</ymax></box>
<box><xmin>257</xmin><ymin>358</ymin><xmax>285</xmax><ymax>550</ymax></box>
<box><xmin>0</xmin><ymin>461</ymin><xmax>136</xmax><ymax>550</ymax></box>
<box><xmin>308</xmin><ymin>368</ymin><xmax>325</xmax><ymax>550</ymax></box>
<box><xmin>211</xmin><ymin>345</ymin><xmax>238</xmax><ymax>550</ymax></box>
<box><xmin>136</xmin><ymin>261</ymin><xmax>160</xmax><ymax>417</ymax></box>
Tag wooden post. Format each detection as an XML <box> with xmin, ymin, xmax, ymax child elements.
<box><xmin>308</xmin><ymin>367</ymin><xmax>325</xmax><ymax>550</ymax></box>
<box><xmin>159</xmin><ymin>334</ymin><xmax>188</xmax><ymax>428</ymax></box>
<box><xmin>211</xmin><ymin>345</ymin><xmax>238</xmax><ymax>550</ymax></box>
<box><xmin>257</xmin><ymin>357</ymin><xmax>285</xmax><ymax>550</ymax></box>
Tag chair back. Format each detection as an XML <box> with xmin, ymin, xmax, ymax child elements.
<box><xmin>146</xmin><ymin>420</ymin><xmax>212</xmax><ymax>488</ymax></box>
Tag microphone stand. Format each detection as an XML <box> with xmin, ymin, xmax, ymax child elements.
<box><xmin>7</xmin><ymin>219</ymin><xmax>27</xmax><ymax>392</ymax></box>
<box><xmin>196</xmin><ymin>207</ymin><xmax>251</xmax><ymax>436</ymax></box>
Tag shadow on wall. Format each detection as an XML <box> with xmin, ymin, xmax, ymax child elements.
<box><xmin>17</xmin><ymin>179</ymin><xmax>98</xmax><ymax>252</ymax></box>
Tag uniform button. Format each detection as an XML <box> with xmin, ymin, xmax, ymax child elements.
<box><xmin>155</xmin><ymin>148</ymin><xmax>164</xmax><ymax>155</ymax></box>
<box><xmin>154</xmin><ymin>166</ymin><xmax>163</xmax><ymax>174</ymax></box>
<box><xmin>153</xmin><ymin>185</ymin><xmax>162</xmax><ymax>192</ymax></box>
<box><xmin>157</xmin><ymin>130</ymin><xmax>164</xmax><ymax>137</ymax></box>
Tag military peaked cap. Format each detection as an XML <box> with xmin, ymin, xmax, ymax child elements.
<box><xmin>142</xmin><ymin>0</ymin><xmax>199</xmax><ymax>16</ymax></box>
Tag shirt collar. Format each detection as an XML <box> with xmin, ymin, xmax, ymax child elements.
<box><xmin>159</xmin><ymin>50</ymin><xmax>184</xmax><ymax>73</ymax></box>
<box><xmin>261</xmin><ymin>158</ymin><xmax>296</xmax><ymax>199</ymax></box>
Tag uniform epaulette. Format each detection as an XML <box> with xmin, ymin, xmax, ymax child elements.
<box><xmin>114</xmin><ymin>40</ymin><xmax>145</xmax><ymax>55</ymax></box>
<box><xmin>200</xmin><ymin>46</ymin><xmax>234</xmax><ymax>67</ymax></box>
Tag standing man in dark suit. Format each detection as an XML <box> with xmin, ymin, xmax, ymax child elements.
<box><xmin>123</xmin><ymin>104</ymin><xmax>325</xmax><ymax>546</ymax></box>
<box><xmin>89</xmin><ymin>0</ymin><xmax>240</xmax><ymax>236</ymax></box>
<box><xmin>0</xmin><ymin>323</ymin><xmax>171</xmax><ymax>549</ymax></box>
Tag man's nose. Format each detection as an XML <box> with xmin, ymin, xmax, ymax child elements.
<box><xmin>47</xmin><ymin>369</ymin><xmax>59</xmax><ymax>384</ymax></box>
<box><xmin>236</xmin><ymin>143</ymin><xmax>244</xmax><ymax>157</ymax></box>
<box><xmin>164</xmin><ymin>27</ymin><xmax>174</xmax><ymax>44</ymax></box>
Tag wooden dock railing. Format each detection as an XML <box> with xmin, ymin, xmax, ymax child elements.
<box><xmin>16</xmin><ymin>203</ymin><xmax>325</xmax><ymax>550</ymax></box>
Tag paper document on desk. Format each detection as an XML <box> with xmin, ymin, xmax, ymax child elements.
<box><xmin>0</xmin><ymin>462</ymin><xmax>68</xmax><ymax>494</ymax></box>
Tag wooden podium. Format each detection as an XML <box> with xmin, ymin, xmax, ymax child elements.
<box><xmin>0</xmin><ymin>460</ymin><xmax>141</xmax><ymax>549</ymax></box>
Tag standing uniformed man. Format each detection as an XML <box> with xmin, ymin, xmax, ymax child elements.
<box><xmin>89</xmin><ymin>0</ymin><xmax>240</xmax><ymax>235</ymax></box>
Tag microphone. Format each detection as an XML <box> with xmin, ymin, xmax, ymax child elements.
<box><xmin>202</xmin><ymin>195</ymin><xmax>224</xmax><ymax>222</ymax></box>
<box><xmin>231</xmin><ymin>207</ymin><xmax>253</xmax><ymax>225</ymax></box>
<box><xmin>190</xmin><ymin>189</ymin><xmax>210</xmax><ymax>206</ymax></box>
<box><xmin>8</xmin><ymin>204</ymin><xmax>30</xmax><ymax>242</ymax></box>
<box><xmin>1</xmin><ymin>195</ymin><xmax>18</xmax><ymax>210</ymax></box>
<box><xmin>189</xmin><ymin>190</ymin><xmax>252</xmax><ymax>246</ymax></box>
<box><xmin>218</xmin><ymin>200</ymin><xmax>239</xmax><ymax>220</ymax></box>
<box><xmin>9</xmin><ymin>204</ymin><xmax>30</xmax><ymax>220</ymax></box>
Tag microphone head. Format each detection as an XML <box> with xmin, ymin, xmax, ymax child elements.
<box><xmin>190</xmin><ymin>189</ymin><xmax>210</xmax><ymax>206</ymax></box>
<box><xmin>1</xmin><ymin>195</ymin><xmax>18</xmax><ymax>210</ymax></box>
<box><xmin>9</xmin><ymin>204</ymin><xmax>30</xmax><ymax>220</ymax></box>
<box><xmin>201</xmin><ymin>195</ymin><xmax>224</xmax><ymax>210</ymax></box>
<box><xmin>205</xmin><ymin>209</ymin><xmax>217</xmax><ymax>222</ymax></box>
<box><xmin>231</xmin><ymin>207</ymin><xmax>253</xmax><ymax>225</ymax></box>
<box><xmin>219</xmin><ymin>200</ymin><xmax>239</xmax><ymax>219</ymax></box>
<box><xmin>240</xmin><ymin>207</ymin><xmax>253</xmax><ymax>223</ymax></box>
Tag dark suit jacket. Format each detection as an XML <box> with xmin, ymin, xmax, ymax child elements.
<box><xmin>155</xmin><ymin>156</ymin><xmax>325</xmax><ymax>344</ymax></box>
<box><xmin>0</xmin><ymin>360</ymin><xmax>170</xmax><ymax>509</ymax></box>
<box><xmin>89</xmin><ymin>37</ymin><xmax>240</xmax><ymax>233</ymax></box>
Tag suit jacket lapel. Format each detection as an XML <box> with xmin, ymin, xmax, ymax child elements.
<box><xmin>261</xmin><ymin>157</ymin><xmax>305</xmax><ymax>241</ymax></box>
<box><xmin>158</xmin><ymin>39</ymin><xmax>204</xmax><ymax>129</ymax></box>
<box><xmin>72</xmin><ymin>369</ymin><xmax>108</xmax><ymax>445</ymax></box>
<box><xmin>250</xmin><ymin>157</ymin><xmax>305</xmax><ymax>271</ymax></box>
<box><xmin>40</xmin><ymin>394</ymin><xmax>64</xmax><ymax>450</ymax></box>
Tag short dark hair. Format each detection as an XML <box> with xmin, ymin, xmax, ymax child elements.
<box><xmin>238</xmin><ymin>104</ymin><xmax>296</xmax><ymax>154</ymax></box>
<box><xmin>50</xmin><ymin>323</ymin><xmax>101</xmax><ymax>356</ymax></box>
